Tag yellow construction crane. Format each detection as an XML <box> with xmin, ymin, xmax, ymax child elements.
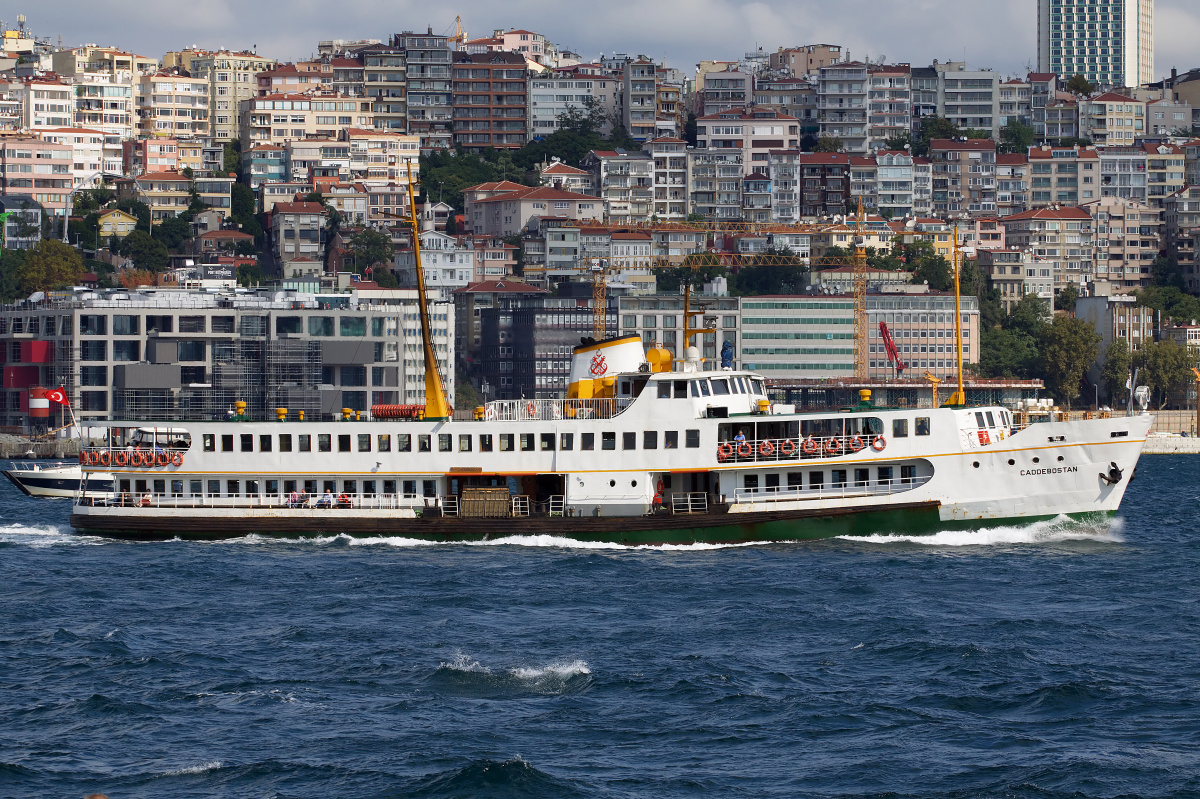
<box><xmin>1192</xmin><ymin>367</ymin><xmax>1200</xmax><ymax>435</ymax></box>
<box><xmin>923</xmin><ymin>371</ymin><xmax>943</xmax><ymax>407</ymax></box>
<box><xmin>945</xmin><ymin>221</ymin><xmax>967</xmax><ymax>406</ymax></box>
<box><xmin>851</xmin><ymin>198</ymin><xmax>868</xmax><ymax>379</ymax></box>
<box><xmin>376</xmin><ymin>169</ymin><xmax>451</xmax><ymax>420</ymax></box>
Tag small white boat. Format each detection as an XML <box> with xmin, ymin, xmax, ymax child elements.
<box><xmin>3</xmin><ymin>461</ymin><xmax>114</xmax><ymax>498</ymax></box>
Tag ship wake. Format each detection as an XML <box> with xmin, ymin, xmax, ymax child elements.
<box><xmin>842</xmin><ymin>515</ymin><xmax>1124</xmax><ymax>547</ymax></box>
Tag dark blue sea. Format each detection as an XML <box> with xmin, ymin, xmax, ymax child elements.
<box><xmin>2</xmin><ymin>456</ymin><xmax>1199</xmax><ymax>799</ymax></box>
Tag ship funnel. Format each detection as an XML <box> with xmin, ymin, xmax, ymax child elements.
<box><xmin>567</xmin><ymin>334</ymin><xmax>646</xmax><ymax>399</ymax></box>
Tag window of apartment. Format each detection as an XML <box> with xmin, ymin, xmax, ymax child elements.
<box><xmin>112</xmin><ymin>315</ymin><xmax>139</xmax><ymax>336</ymax></box>
<box><xmin>309</xmin><ymin>316</ymin><xmax>335</xmax><ymax>336</ymax></box>
<box><xmin>146</xmin><ymin>315</ymin><xmax>173</xmax><ymax>333</ymax></box>
<box><xmin>340</xmin><ymin>316</ymin><xmax>367</xmax><ymax>336</ymax></box>
<box><xmin>276</xmin><ymin>316</ymin><xmax>302</xmax><ymax>335</ymax></box>
<box><xmin>80</xmin><ymin>366</ymin><xmax>107</xmax><ymax>386</ymax></box>
<box><xmin>79</xmin><ymin>315</ymin><xmax>106</xmax><ymax>335</ymax></box>
<box><xmin>80</xmin><ymin>341</ymin><xmax>106</xmax><ymax>361</ymax></box>
<box><xmin>178</xmin><ymin>341</ymin><xmax>205</xmax><ymax>362</ymax></box>
<box><xmin>212</xmin><ymin>316</ymin><xmax>235</xmax><ymax>333</ymax></box>
<box><xmin>179</xmin><ymin>316</ymin><xmax>205</xmax><ymax>333</ymax></box>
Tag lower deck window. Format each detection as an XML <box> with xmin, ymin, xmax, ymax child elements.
<box><xmin>743</xmin><ymin>474</ymin><xmax>759</xmax><ymax>492</ymax></box>
<box><xmin>877</xmin><ymin>466</ymin><xmax>893</xmax><ymax>485</ymax></box>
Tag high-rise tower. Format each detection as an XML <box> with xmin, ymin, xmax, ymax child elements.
<box><xmin>1037</xmin><ymin>0</ymin><xmax>1154</xmax><ymax>88</ymax></box>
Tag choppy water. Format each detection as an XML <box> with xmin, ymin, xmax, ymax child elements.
<box><xmin>2</xmin><ymin>457</ymin><xmax>1199</xmax><ymax>798</ymax></box>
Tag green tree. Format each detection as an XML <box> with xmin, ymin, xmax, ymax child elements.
<box><xmin>1055</xmin><ymin>284</ymin><xmax>1078</xmax><ymax>314</ymax></box>
<box><xmin>236</xmin><ymin>260</ymin><xmax>264</xmax><ymax>288</ymax></box>
<box><xmin>223</xmin><ymin>141</ymin><xmax>241</xmax><ymax>175</ymax></box>
<box><xmin>555</xmin><ymin>95</ymin><xmax>609</xmax><ymax>137</ymax></box>
<box><xmin>812</xmin><ymin>136</ymin><xmax>843</xmax><ymax>153</ymax></box>
<box><xmin>349</xmin><ymin>228</ymin><xmax>396</xmax><ymax>274</ymax></box>
<box><xmin>1100</xmin><ymin>336</ymin><xmax>1133</xmax><ymax>406</ymax></box>
<box><xmin>372</xmin><ymin>267</ymin><xmax>399</xmax><ymax>288</ymax></box>
<box><xmin>0</xmin><ymin>248</ymin><xmax>27</xmax><ymax>300</ymax></box>
<box><xmin>1039</xmin><ymin>315</ymin><xmax>1100</xmax><ymax>407</ymax></box>
<box><xmin>1151</xmin><ymin>254</ymin><xmax>1186</xmax><ymax>290</ymax></box>
<box><xmin>914</xmin><ymin>116</ymin><xmax>963</xmax><ymax>156</ymax></box>
<box><xmin>883</xmin><ymin>132</ymin><xmax>914</xmax><ymax>152</ymax></box>
<box><xmin>999</xmin><ymin>119</ymin><xmax>1035</xmax><ymax>154</ymax></box>
<box><xmin>980</xmin><ymin>327</ymin><xmax>1041</xmax><ymax>378</ymax></box>
<box><xmin>1136</xmin><ymin>337</ymin><xmax>1194</xmax><ymax>409</ymax></box>
<box><xmin>157</xmin><ymin>215</ymin><xmax>192</xmax><ymax>251</ymax></box>
<box><xmin>120</xmin><ymin>230</ymin><xmax>169</xmax><ymax>272</ymax></box>
<box><xmin>230</xmin><ymin>182</ymin><xmax>263</xmax><ymax>239</ymax></box>
<box><xmin>1065</xmin><ymin>74</ymin><xmax>1096</xmax><ymax>96</ymax></box>
<box><xmin>1133</xmin><ymin>285</ymin><xmax>1200</xmax><ymax>326</ymax></box>
<box><xmin>15</xmin><ymin>239</ymin><xmax>84</xmax><ymax>294</ymax></box>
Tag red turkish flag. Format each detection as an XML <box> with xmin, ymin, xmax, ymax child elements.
<box><xmin>45</xmin><ymin>387</ymin><xmax>67</xmax><ymax>405</ymax></box>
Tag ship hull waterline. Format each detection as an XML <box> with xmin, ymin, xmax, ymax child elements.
<box><xmin>68</xmin><ymin>502</ymin><xmax>1115</xmax><ymax>545</ymax></box>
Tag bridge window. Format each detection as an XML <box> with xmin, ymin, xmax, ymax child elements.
<box><xmin>892</xmin><ymin>419</ymin><xmax>908</xmax><ymax>438</ymax></box>
<box><xmin>664</xmin><ymin>431</ymin><xmax>678</xmax><ymax>449</ymax></box>
<box><xmin>479</xmin><ymin>434</ymin><xmax>493</xmax><ymax>452</ymax></box>
<box><xmin>915</xmin><ymin>417</ymin><xmax>930</xmax><ymax>436</ymax></box>
<box><xmin>622</xmin><ymin>432</ymin><xmax>636</xmax><ymax>450</ymax></box>
<box><xmin>581</xmin><ymin>433</ymin><xmax>594</xmax><ymax>450</ymax></box>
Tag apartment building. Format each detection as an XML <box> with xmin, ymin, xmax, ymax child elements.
<box><xmin>768</xmin><ymin>45</ymin><xmax>843</xmax><ymax>77</ymax></box>
<box><xmin>528</xmin><ymin>70</ymin><xmax>618</xmax><ymax>138</ymax></box>
<box><xmin>875</xmin><ymin>150</ymin><xmax>916</xmax><ymax>218</ymax></box>
<box><xmin>358</xmin><ymin>43</ymin><xmax>407</xmax><ymax>131</ymax></box>
<box><xmin>996</xmin><ymin>153</ymin><xmax>1030</xmax><ymax>217</ymax></box>
<box><xmin>243</xmin><ymin>144</ymin><xmax>287</xmax><ymax>189</ymax></box>
<box><xmin>1027</xmin><ymin>144</ymin><xmax>1100</xmax><ymax>207</ymax></box>
<box><xmin>767</xmin><ymin>151</ymin><xmax>801</xmax><ymax>224</ymax></box>
<box><xmin>1079</xmin><ymin>93</ymin><xmax>1145</xmax><ymax>144</ymax></box>
<box><xmin>51</xmin><ymin>46</ymin><xmax>156</xmax><ymax>82</ymax></box>
<box><xmin>255</xmin><ymin>62</ymin><xmax>334</xmax><ymax>96</ymax></box>
<box><xmin>1077</xmin><ymin>294</ymin><xmax>1156</xmax><ymax>398</ymax></box>
<box><xmin>1037</xmin><ymin>0</ymin><xmax>1154</xmax><ymax>88</ymax></box>
<box><xmin>867</xmin><ymin>65</ymin><xmax>912</xmax><ymax>146</ymax></box>
<box><xmin>694</xmin><ymin>108</ymin><xmax>800</xmax><ymax>175</ymax></box>
<box><xmin>623</xmin><ymin>59</ymin><xmax>660</xmax><ymax>142</ymax></box>
<box><xmin>1146</xmin><ymin>98</ymin><xmax>1193</xmax><ymax>136</ymax></box>
<box><xmin>239</xmin><ymin>93</ymin><xmax>366</xmax><ymax>150</ymax></box>
<box><xmin>928</xmin><ymin>138</ymin><xmax>997</xmax><ymax>215</ymax></box>
<box><xmin>466</xmin><ymin>186</ymin><xmax>601</xmax><ymax>236</ymax></box>
<box><xmin>1163</xmin><ymin>186</ymin><xmax>1200</xmax><ymax>288</ymax></box>
<box><xmin>135</xmin><ymin>71</ymin><xmax>210</xmax><ymax>138</ymax></box>
<box><xmin>1144</xmin><ymin>142</ymin><xmax>1186</xmax><ymax>209</ymax></box>
<box><xmin>850</xmin><ymin>156</ymin><xmax>878</xmax><ymax>214</ymax></box>
<box><xmin>271</xmin><ymin>201</ymin><xmax>328</xmax><ymax>264</ymax></box>
<box><xmin>346</xmin><ymin>128</ymin><xmax>419</xmax><ymax>185</ymax></box>
<box><xmin>113</xmin><ymin>171</ymin><xmax>192</xmax><ymax>222</ymax></box>
<box><xmin>174</xmin><ymin>49</ymin><xmax>276</xmax><ymax>141</ymax></box>
<box><xmin>978</xmin><ymin>249</ymin><xmax>1039</xmax><ymax>313</ymax></box>
<box><xmin>19</xmin><ymin>76</ymin><xmax>73</xmax><ymax>130</ymax></box>
<box><xmin>396</xmin><ymin>30</ymin><xmax>453</xmax><ymax>151</ymax></box>
<box><xmin>328</xmin><ymin>56</ymin><xmax>366</xmax><ymax>99</ymax></box>
<box><xmin>752</xmin><ymin>76</ymin><xmax>819</xmax><ymax>138</ymax></box>
<box><xmin>0</xmin><ymin>197</ymin><xmax>42</xmax><ymax>250</ymax></box>
<box><xmin>72</xmin><ymin>78</ymin><xmax>135</xmax><ymax>162</ymax></box>
<box><xmin>795</xmin><ymin>152</ymin><xmax>851</xmax><ymax>218</ymax></box>
<box><xmin>1081</xmin><ymin>196</ymin><xmax>1160</xmax><ymax>292</ymax></box>
<box><xmin>1041</xmin><ymin>98</ymin><xmax>1079</xmax><ymax>142</ymax></box>
<box><xmin>1001</xmin><ymin>206</ymin><xmax>1095</xmax><ymax>293</ymax></box>
<box><xmin>35</xmin><ymin>128</ymin><xmax>105</xmax><ymax>190</ymax></box>
<box><xmin>1000</xmin><ymin>79</ymin><xmax>1033</xmax><ymax>125</ymax></box>
<box><xmin>656</xmin><ymin>66</ymin><xmax>686</xmax><ymax>137</ymax></box>
<box><xmin>452</xmin><ymin>280</ymin><xmax>547</xmax><ymax>376</ymax></box>
<box><xmin>538</xmin><ymin>162</ymin><xmax>594</xmax><ymax>195</ymax></box>
<box><xmin>0</xmin><ymin>135</ymin><xmax>73</xmax><ymax>221</ymax></box>
<box><xmin>0</xmin><ymin>287</ymin><xmax>454</xmax><ymax>428</ymax></box>
<box><xmin>934</xmin><ymin>63</ymin><xmax>1000</xmax><ymax>138</ymax></box>
<box><xmin>1097</xmin><ymin>144</ymin><xmax>1148</xmax><ymax>204</ymax></box>
<box><xmin>818</xmin><ymin>62</ymin><xmax>868</xmax><ymax>153</ymax></box>
<box><xmin>648</xmin><ymin>138</ymin><xmax>688</xmax><ymax>221</ymax></box>
<box><xmin>451</xmin><ymin>51</ymin><xmax>528</xmax><ymax>150</ymax></box>
<box><xmin>122</xmin><ymin>137</ymin><xmax>182</xmax><ymax>176</ymax></box>
<box><xmin>688</xmin><ymin>150</ymin><xmax>745</xmax><ymax>220</ymax></box>
<box><xmin>696</xmin><ymin>66</ymin><xmax>752</xmax><ymax>117</ymax></box>
<box><xmin>582</xmin><ymin>149</ymin><xmax>654</xmax><ymax>223</ymax></box>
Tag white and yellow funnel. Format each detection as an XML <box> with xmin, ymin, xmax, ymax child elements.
<box><xmin>567</xmin><ymin>335</ymin><xmax>647</xmax><ymax>399</ymax></box>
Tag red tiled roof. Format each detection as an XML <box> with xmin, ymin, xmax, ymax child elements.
<box><xmin>472</xmin><ymin>186</ymin><xmax>598</xmax><ymax>204</ymax></box>
<box><xmin>1092</xmin><ymin>92</ymin><xmax>1138</xmax><ymax>102</ymax></box>
<box><xmin>452</xmin><ymin>280</ymin><xmax>546</xmax><ymax>294</ymax></box>
<box><xmin>996</xmin><ymin>153</ymin><xmax>1028</xmax><ymax>165</ymax></box>
<box><xmin>541</xmin><ymin>162</ymin><xmax>589</xmax><ymax>175</ymax></box>
<box><xmin>463</xmin><ymin>180</ymin><xmax>527</xmax><ymax>192</ymax></box>
<box><xmin>1002</xmin><ymin>207</ymin><xmax>1091</xmax><ymax>221</ymax></box>
<box><xmin>272</xmin><ymin>201</ymin><xmax>327</xmax><ymax>213</ymax></box>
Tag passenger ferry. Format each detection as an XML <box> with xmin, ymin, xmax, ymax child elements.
<box><xmin>66</xmin><ymin>178</ymin><xmax>1151</xmax><ymax>544</ymax></box>
<box><xmin>68</xmin><ymin>332</ymin><xmax>1151</xmax><ymax>544</ymax></box>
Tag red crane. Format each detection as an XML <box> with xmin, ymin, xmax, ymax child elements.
<box><xmin>879</xmin><ymin>321</ymin><xmax>906</xmax><ymax>372</ymax></box>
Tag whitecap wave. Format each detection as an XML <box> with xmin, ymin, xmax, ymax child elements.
<box><xmin>438</xmin><ymin>653</ymin><xmax>490</xmax><ymax>674</ymax></box>
<box><xmin>842</xmin><ymin>515</ymin><xmax>1123</xmax><ymax>547</ymax></box>
<box><xmin>511</xmin><ymin>660</ymin><xmax>591</xmax><ymax>680</ymax></box>
<box><xmin>0</xmin><ymin>523</ymin><xmax>102</xmax><ymax>548</ymax></box>
<box><xmin>163</xmin><ymin>760</ymin><xmax>221</xmax><ymax>776</ymax></box>
<box><xmin>220</xmin><ymin>532</ymin><xmax>772</xmax><ymax>552</ymax></box>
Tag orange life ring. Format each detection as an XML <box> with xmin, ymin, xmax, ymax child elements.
<box><xmin>656</xmin><ymin>480</ymin><xmax>665</xmax><ymax>495</ymax></box>
<box><xmin>825</xmin><ymin>437</ymin><xmax>842</xmax><ymax>454</ymax></box>
<box><xmin>98</xmin><ymin>450</ymin><xmax>111</xmax><ymax>467</ymax></box>
<box><xmin>802</xmin><ymin>437</ymin><xmax>817</xmax><ymax>455</ymax></box>
<box><xmin>850</xmin><ymin>436</ymin><xmax>865</xmax><ymax>452</ymax></box>
<box><xmin>718</xmin><ymin>443</ymin><xmax>734</xmax><ymax>461</ymax></box>
<box><xmin>130</xmin><ymin>451</ymin><xmax>143</xmax><ymax>467</ymax></box>
<box><xmin>78</xmin><ymin>451</ymin><xmax>87</xmax><ymax>465</ymax></box>
<box><xmin>86</xmin><ymin>450</ymin><xmax>97</xmax><ymax>466</ymax></box>
<box><xmin>527</xmin><ymin>401</ymin><xmax>536</xmax><ymax>417</ymax></box>
<box><xmin>759</xmin><ymin>440</ymin><xmax>775</xmax><ymax>456</ymax></box>
<box><xmin>171</xmin><ymin>451</ymin><xmax>183</xmax><ymax>467</ymax></box>
<box><xmin>156</xmin><ymin>451</ymin><xmax>170</xmax><ymax>467</ymax></box>
<box><xmin>780</xmin><ymin>439</ymin><xmax>796</xmax><ymax>456</ymax></box>
<box><xmin>872</xmin><ymin>435</ymin><xmax>887</xmax><ymax>451</ymax></box>
<box><xmin>737</xmin><ymin>441</ymin><xmax>752</xmax><ymax>458</ymax></box>
<box><xmin>114</xmin><ymin>451</ymin><xmax>129</xmax><ymax>467</ymax></box>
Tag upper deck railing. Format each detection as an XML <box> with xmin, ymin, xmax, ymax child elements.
<box><xmin>481</xmin><ymin>398</ymin><xmax>633</xmax><ymax>422</ymax></box>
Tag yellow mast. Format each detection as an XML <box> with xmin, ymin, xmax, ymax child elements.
<box><xmin>405</xmin><ymin>164</ymin><xmax>451</xmax><ymax>420</ymax></box>
<box><xmin>948</xmin><ymin>221</ymin><xmax>966</xmax><ymax>406</ymax></box>
<box><xmin>853</xmin><ymin>198</ymin><xmax>868</xmax><ymax>379</ymax></box>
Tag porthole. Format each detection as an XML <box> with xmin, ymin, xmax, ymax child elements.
<box><xmin>609</xmin><ymin>479</ymin><xmax>616</xmax><ymax>487</ymax></box>
<box><xmin>1032</xmin><ymin>457</ymin><xmax>1040</xmax><ymax>464</ymax></box>
<box><xmin>631</xmin><ymin>480</ymin><xmax>637</xmax><ymax>487</ymax></box>
<box><xmin>1007</xmin><ymin>459</ymin><xmax>1015</xmax><ymax>466</ymax></box>
<box><xmin>1057</xmin><ymin>456</ymin><xmax>1065</xmax><ymax>462</ymax></box>
<box><xmin>972</xmin><ymin>461</ymin><xmax>980</xmax><ymax>468</ymax></box>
